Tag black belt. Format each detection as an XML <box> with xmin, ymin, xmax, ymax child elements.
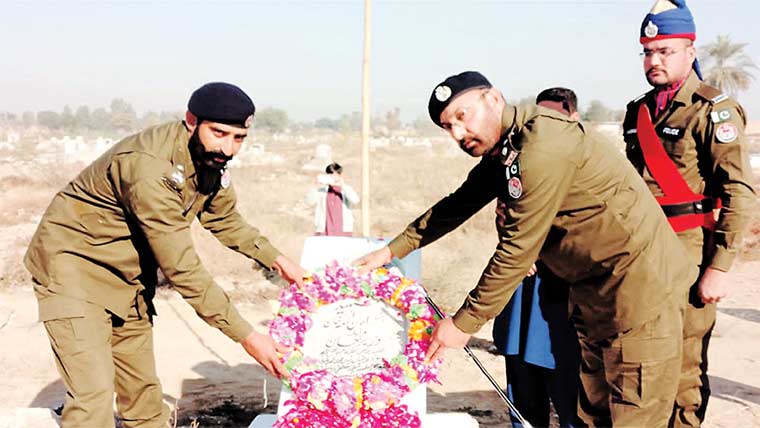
<box><xmin>661</xmin><ymin>198</ymin><xmax>713</xmax><ymax>218</ymax></box>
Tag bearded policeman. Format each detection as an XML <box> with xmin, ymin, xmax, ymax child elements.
<box><xmin>25</xmin><ymin>82</ymin><xmax>305</xmax><ymax>427</ymax></box>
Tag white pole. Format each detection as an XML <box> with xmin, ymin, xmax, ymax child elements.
<box><xmin>360</xmin><ymin>0</ymin><xmax>372</xmax><ymax>237</ymax></box>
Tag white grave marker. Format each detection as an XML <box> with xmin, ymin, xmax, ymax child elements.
<box><xmin>249</xmin><ymin>236</ymin><xmax>478</xmax><ymax>428</ymax></box>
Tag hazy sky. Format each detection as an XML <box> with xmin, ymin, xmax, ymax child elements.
<box><xmin>2</xmin><ymin>0</ymin><xmax>759</xmax><ymax>122</ymax></box>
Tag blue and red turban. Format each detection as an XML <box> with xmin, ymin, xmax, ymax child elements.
<box><xmin>640</xmin><ymin>0</ymin><xmax>702</xmax><ymax>79</ymax></box>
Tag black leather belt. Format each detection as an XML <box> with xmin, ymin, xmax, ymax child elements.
<box><xmin>661</xmin><ymin>198</ymin><xmax>713</xmax><ymax>218</ymax></box>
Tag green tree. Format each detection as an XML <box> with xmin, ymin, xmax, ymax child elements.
<box><xmin>582</xmin><ymin>100</ymin><xmax>613</xmax><ymax>123</ymax></box>
<box><xmin>37</xmin><ymin>110</ymin><xmax>62</xmax><ymax>129</ymax></box>
<box><xmin>61</xmin><ymin>105</ymin><xmax>76</xmax><ymax>130</ymax></box>
<box><xmin>159</xmin><ymin>111</ymin><xmax>182</xmax><ymax>123</ymax></box>
<box><xmin>701</xmin><ymin>35</ymin><xmax>758</xmax><ymax>97</ymax></box>
<box><xmin>315</xmin><ymin>117</ymin><xmax>338</xmax><ymax>130</ymax></box>
<box><xmin>385</xmin><ymin>107</ymin><xmax>402</xmax><ymax>131</ymax></box>
<box><xmin>110</xmin><ymin>98</ymin><xmax>138</xmax><ymax>131</ymax></box>
<box><xmin>90</xmin><ymin>107</ymin><xmax>110</xmax><ymax>130</ymax></box>
<box><xmin>337</xmin><ymin>111</ymin><xmax>361</xmax><ymax>133</ymax></box>
<box><xmin>412</xmin><ymin>115</ymin><xmax>439</xmax><ymax>135</ymax></box>
<box><xmin>254</xmin><ymin>107</ymin><xmax>289</xmax><ymax>133</ymax></box>
<box><xmin>75</xmin><ymin>106</ymin><xmax>91</xmax><ymax>130</ymax></box>
<box><xmin>140</xmin><ymin>111</ymin><xmax>162</xmax><ymax>128</ymax></box>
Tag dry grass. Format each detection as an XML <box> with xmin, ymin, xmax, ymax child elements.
<box><xmin>1</xmin><ymin>136</ymin><xmax>758</xmax><ymax>313</ymax></box>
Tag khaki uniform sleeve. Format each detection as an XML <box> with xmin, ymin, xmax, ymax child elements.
<box><xmin>111</xmin><ymin>155</ymin><xmax>253</xmax><ymax>342</ymax></box>
<box><xmin>453</xmin><ymin>133</ymin><xmax>579</xmax><ymax>334</ymax></box>
<box><xmin>388</xmin><ymin>159</ymin><xmax>501</xmax><ymax>259</ymax></box>
<box><xmin>700</xmin><ymin>102</ymin><xmax>757</xmax><ymax>271</ymax></box>
<box><xmin>199</xmin><ymin>183</ymin><xmax>282</xmax><ymax>269</ymax></box>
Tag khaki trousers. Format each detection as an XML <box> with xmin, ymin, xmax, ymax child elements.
<box><xmin>37</xmin><ymin>286</ymin><xmax>170</xmax><ymax>428</ymax></box>
<box><xmin>670</xmin><ymin>284</ymin><xmax>716</xmax><ymax>428</ymax></box>
<box><xmin>577</xmin><ymin>297</ymin><xmax>683</xmax><ymax>428</ymax></box>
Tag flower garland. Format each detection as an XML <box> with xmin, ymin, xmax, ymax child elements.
<box><xmin>269</xmin><ymin>263</ymin><xmax>441</xmax><ymax>428</ymax></box>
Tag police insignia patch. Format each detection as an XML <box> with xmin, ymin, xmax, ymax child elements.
<box><xmin>434</xmin><ymin>85</ymin><xmax>452</xmax><ymax>102</ymax></box>
<box><xmin>715</xmin><ymin>123</ymin><xmax>738</xmax><ymax>143</ymax></box>
<box><xmin>644</xmin><ymin>21</ymin><xmax>659</xmax><ymax>38</ymax></box>
<box><xmin>501</xmin><ymin>147</ymin><xmax>519</xmax><ymax>167</ymax></box>
<box><xmin>710</xmin><ymin>109</ymin><xmax>731</xmax><ymax>124</ymax></box>
<box><xmin>508</xmin><ymin>177</ymin><xmax>523</xmax><ymax>199</ymax></box>
<box><xmin>221</xmin><ymin>168</ymin><xmax>232</xmax><ymax>189</ymax></box>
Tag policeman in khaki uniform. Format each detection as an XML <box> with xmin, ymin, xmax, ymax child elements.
<box><xmin>355</xmin><ymin>71</ymin><xmax>698</xmax><ymax>427</ymax></box>
<box><xmin>25</xmin><ymin>82</ymin><xmax>305</xmax><ymax>427</ymax></box>
<box><xmin>624</xmin><ymin>2</ymin><xmax>756</xmax><ymax>426</ymax></box>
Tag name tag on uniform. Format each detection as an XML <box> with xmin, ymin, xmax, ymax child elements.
<box><xmin>659</xmin><ymin>126</ymin><xmax>684</xmax><ymax>139</ymax></box>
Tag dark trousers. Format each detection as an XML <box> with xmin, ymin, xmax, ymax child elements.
<box><xmin>506</xmin><ymin>355</ymin><xmax>581</xmax><ymax>428</ymax></box>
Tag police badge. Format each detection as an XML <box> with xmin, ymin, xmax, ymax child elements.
<box><xmin>434</xmin><ymin>85</ymin><xmax>452</xmax><ymax>102</ymax></box>
<box><xmin>508</xmin><ymin>177</ymin><xmax>523</xmax><ymax>199</ymax></box>
<box><xmin>644</xmin><ymin>21</ymin><xmax>659</xmax><ymax>38</ymax></box>
<box><xmin>221</xmin><ymin>168</ymin><xmax>232</xmax><ymax>189</ymax></box>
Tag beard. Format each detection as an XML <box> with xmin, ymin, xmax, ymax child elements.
<box><xmin>189</xmin><ymin>129</ymin><xmax>232</xmax><ymax>195</ymax></box>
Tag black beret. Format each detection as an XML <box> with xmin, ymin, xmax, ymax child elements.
<box><xmin>188</xmin><ymin>82</ymin><xmax>256</xmax><ymax>128</ymax></box>
<box><xmin>428</xmin><ymin>71</ymin><xmax>492</xmax><ymax>128</ymax></box>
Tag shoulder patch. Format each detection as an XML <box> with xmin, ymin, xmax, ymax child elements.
<box><xmin>715</xmin><ymin>123</ymin><xmax>738</xmax><ymax>143</ymax></box>
<box><xmin>694</xmin><ymin>82</ymin><xmax>724</xmax><ymax>103</ymax></box>
<box><xmin>710</xmin><ymin>109</ymin><xmax>732</xmax><ymax>124</ymax></box>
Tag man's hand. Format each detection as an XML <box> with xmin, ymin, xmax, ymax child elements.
<box><xmin>699</xmin><ymin>267</ymin><xmax>729</xmax><ymax>304</ymax></box>
<box><xmin>353</xmin><ymin>246</ymin><xmax>393</xmax><ymax>273</ymax></box>
<box><xmin>424</xmin><ymin>317</ymin><xmax>471</xmax><ymax>364</ymax></box>
<box><xmin>271</xmin><ymin>255</ymin><xmax>305</xmax><ymax>287</ymax></box>
<box><xmin>241</xmin><ymin>330</ymin><xmax>291</xmax><ymax>379</ymax></box>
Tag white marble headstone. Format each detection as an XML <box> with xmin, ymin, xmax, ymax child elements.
<box><xmin>274</xmin><ymin>236</ymin><xmax>426</xmax><ymax>417</ymax></box>
<box><xmin>301</xmin><ymin>299</ymin><xmax>408</xmax><ymax>378</ymax></box>
<box><xmin>250</xmin><ymin>236</ymin><xmax>478</xmax><ymax>428</ymax></box>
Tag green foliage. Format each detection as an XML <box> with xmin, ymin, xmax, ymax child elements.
<box><xmin>75</xmin><ymin>106</ymin><xmax>91</xmax><ymax>130</ymax></box>
<box><xmin>701</xmin><ymin>35</ymin><xmax>758</xmax><ymax>96</ymax></box>
<box><xmin>254</xmin><ymin>107</ymin><xmax>290</xmax><ymax>133</ymax></box>
<box><xmin>385</xmin><ymin>107</ymin><xmax>401</xmax><ymax>131</ymax></box>
<box><xmin>581</xmin><ymin>100</ymin><xmax>623</xmax><ymax>123</ymax></box>
<box><xmin>37</xmin><ymin>110</ymin><xmax>61</xmax><ymax>129</ymax></box>
<box><xmin>412</xmin><ymin>115</ymin><xmax>439</xmax><ymax>135</ymax></box>
<box><xmin>110</xmin><ymin>98</ymin><xmax>138</xmax><ymax>131</ymax></box>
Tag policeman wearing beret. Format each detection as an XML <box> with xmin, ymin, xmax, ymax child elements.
<box><xmin>356</xmin><ymin>71</ymin><xmax>698</xmax><ymax>427</ymax></box>
<box><xmin>25</xmin><ymin>82</ymin><xmax>305</xmax><ymax>427</ymax></box>
<box><xmin>623</xmin><ymin>2</ymin><xmax>756</xmax><ymax>426</ymax></box>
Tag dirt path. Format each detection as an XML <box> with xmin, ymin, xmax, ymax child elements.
<box><xmin>1</xmin><ymin>261</ymin><xmax>759</xmax><ymax>427</ymax></box>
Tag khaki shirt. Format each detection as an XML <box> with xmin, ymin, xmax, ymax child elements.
<box><xmin>389</xmin><ymin>105</ymin><xmax>697</xmax><ymax>340</ymax></box>
<box><xmin>25</xmin><ymin>121</ymin><xmax>281</xmax><ymax>342</ymax></box>
<box><xmin>624</xmin><ymin>71</ymin><xmax>756</xmax><ymax>270</ymax></box>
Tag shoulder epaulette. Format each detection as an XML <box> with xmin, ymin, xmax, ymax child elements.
<box><xmin>694</xmin><ymin>83</ymin><xmax>727</xmax><ymax>104</ymax></box>
<box><xmin>628</xmin><ymin>92</ymin><xmax>647</xmax><ymax>106</ymax></box>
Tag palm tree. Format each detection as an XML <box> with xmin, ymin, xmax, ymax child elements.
<box><xmin>700</xmin><ymin>35</ymin><xmax>758</xmax><ymax>97</ymax></box>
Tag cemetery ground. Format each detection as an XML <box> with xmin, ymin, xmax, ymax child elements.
<box><xmin>1</xmin><ymin>136</ymin><xmax>759</xmax><ymax>427</ymax></box>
